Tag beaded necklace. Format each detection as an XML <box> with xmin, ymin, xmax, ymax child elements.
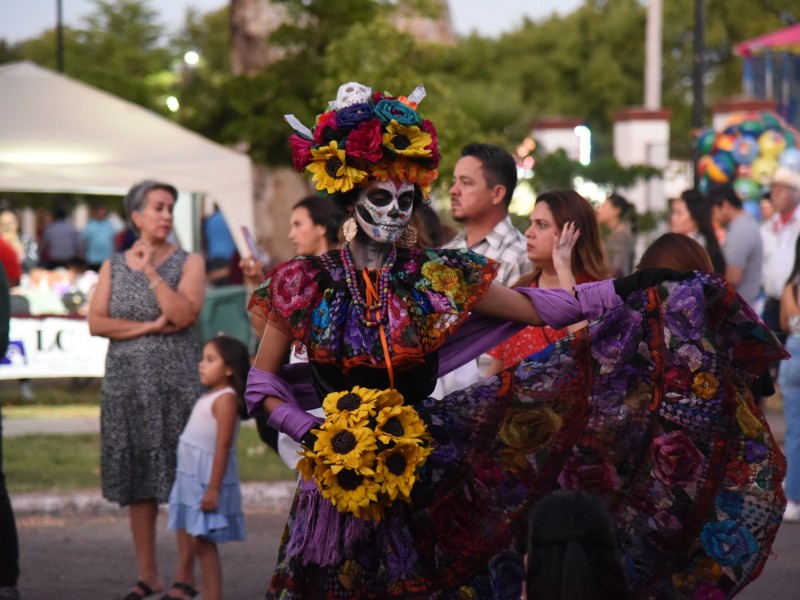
<box><xmin>341</xmin><ymin>242</ymin><xmax>396</xmax><ymax>327</ymax></box>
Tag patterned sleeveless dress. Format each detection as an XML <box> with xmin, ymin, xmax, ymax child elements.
<box><xmin>100</xmin><ymin>250</ymin><xmax>203</xmax><ymax>506</ymax></box>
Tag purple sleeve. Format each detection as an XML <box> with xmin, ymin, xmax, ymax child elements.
<box><xmin>245</xmin><ymin>366</ymin><xmax>323</xmax><ymax>442</ymax></box>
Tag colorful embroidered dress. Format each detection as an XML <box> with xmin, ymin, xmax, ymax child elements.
<box><xmin>249</xmin><ymin>247</ymin><xmax>787</xmax><ymax>600</ymax></box>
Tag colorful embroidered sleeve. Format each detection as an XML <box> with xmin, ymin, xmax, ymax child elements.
<box><xmin>406</xmin><ymin>248</ymin><xmax>498</xmax><ymax>350</ymax></box>
<box><xmin>247</xmin><ymin>257</ymin><xmax>322</xmax><ymax>340</ymax></box>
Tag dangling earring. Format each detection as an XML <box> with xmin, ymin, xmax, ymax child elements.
<box><xmin>343</xmin><ymin>214</ymin><xmax>358</xmax><ymax>242</ymax></box>
<box><xmin>398</xmin><ymin>223</ymin><xmax>418</xmax><ymax>248</ymax></box>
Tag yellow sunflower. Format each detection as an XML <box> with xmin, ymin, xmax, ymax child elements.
<box><xmin>374</xmin><ymin>388</ymin><xmax>404</xmax><ymax>410</ymax></box>
<box><xmin>314</xmin><ymin>420</ymin><xmax>378</xmax><ymax>471</ymax></box>
<box><xmin>317</xmin><ymin>462</ymin><xmax>383</xmax><ymax>519</ymax></box>
<box><xmin>374</xmin><ymin>404</ymin><xmax>429</xmax><ymax>446</ymax></box>
<box><xmin>382</xmin><ymin>120</ymin><xmax>433</xmax><ymax>158</ymax></box>
<box><xmin>306</xmin><ymin>140</ymin><xmax>368</xmax><ymax>194</ymax></box>
<box><xmin>322</xmin><ymin>386</ymin><xmax>381</xmax><ymax>426</ymax></box>
<box><xmin>376</xmin><ymin>442</ymin><xmax>431</xmax><ymax>501</ymax></box>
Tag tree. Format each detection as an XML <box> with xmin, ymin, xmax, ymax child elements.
<box><xmin>530</xmin><ymin>149</ymin><xmax>660</xmax><ymax>193</ymax></box>
<box><xmin>663</xmin><ymin>0</ymin><xmax>799</xmax><ymax>157</ymax></box>
<box><xmin>20</xmin><ymin>0</ymin><xmax>174</xmax><ymax>112</ymax></box>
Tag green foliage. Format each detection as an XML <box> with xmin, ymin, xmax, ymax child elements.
<box><xmin>4</xmin><ymin>427</ymin><xmax>293</xmax><ymax>494</ymax></box>
<box><xmin>530</xmin><ymin>149</ymin><xmax>661</xmax><ymax>193</ymax></box>
<box><xmin>20</xmin><ymin>0</ymin><xmax>174</xmax><ymax>113</ymax></box>
<box><xmin>662</xmin><ymin>0</ymin><xmax>800</xmax><ymax>158</ymax></box>
<box><xmin>2</xmin><ymin>0</ymin><xmax>797</xmax><ymax>180</ymax></box>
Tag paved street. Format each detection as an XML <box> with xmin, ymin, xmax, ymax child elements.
<box><xmin>16</xmin><ymin>504</ymin><xmax>289</xmax><ymax>599</ymax></box>
<box><xmin>14</xmin><ymin>494</ymin><xmax>800</xmax><ymax>599</ymax></box>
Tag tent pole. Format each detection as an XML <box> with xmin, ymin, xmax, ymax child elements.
<box><xmin>56</xmin><ymin>0</ymin><xmax>64</xmax><ymax>73</ymax></box>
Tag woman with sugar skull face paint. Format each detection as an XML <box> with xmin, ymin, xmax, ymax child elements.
<box><xmin>244</xmin><ymin>83</ymin><xmax>787</xmax><ymax>599</ymax></box>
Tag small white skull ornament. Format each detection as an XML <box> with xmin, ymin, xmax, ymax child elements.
<box><xmin>335</xmin><ymin>82</ymin><xmax>372</xmax><ymax>110</ymax></box>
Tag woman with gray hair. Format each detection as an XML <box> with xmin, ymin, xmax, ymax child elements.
<box><xmin>88</xmin><ymin>180</ymin><xmax>206</xmax><ymax>600</ymax></box>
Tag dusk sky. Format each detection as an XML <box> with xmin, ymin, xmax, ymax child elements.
<box><xmin>0</xmin><ymin>0</ymin><xmax>584</xmax><ymax>43</ymax></box>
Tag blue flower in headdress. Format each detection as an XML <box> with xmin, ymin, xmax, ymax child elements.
<box><xmin>337</xmin><ymin>102</ymin><xmax>373</xmax><ymax>128</ymax></box>
<box><xmin>700</xmin><ymin>521</ymin><xmax>757</xmax><ymax>566</ymax></box>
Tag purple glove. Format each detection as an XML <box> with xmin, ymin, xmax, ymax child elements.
<box><xmin>268</xmin><ymin>402</ymin><xmax>324</xmax><ymax>444</ymax></box>
<box><xmin>245</xmin><ymin>366</ymin><xmax>324</xmax><ymax>443</ymax></box>
<box><xmin>245</xmin><ymin>366</ymin><xmax>295</xmax><ymax>415</ymax></box>
<box><xmin>514</xmin><ymin>280</ymin><xmax>622</xmax><ymax>330</ymax></box>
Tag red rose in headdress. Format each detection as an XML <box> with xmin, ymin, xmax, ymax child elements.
<box><xmin>289</xmin><ymin>134</ymin><xmax>314</xmax><ymax>173</ymax></box>
<box><xmin>420</xmin><ymin>119</ymin><xmax>440</xmax><ymax>168</ymax></box>
<box><xmin>314</xmin><ymin>110</ymin><xmax>341</xmax><ymax>145</ymax></box>
<box><xmin>346</xmin><ymin>118</ymin><xmax>384</xmax><ymax>163</ymax></box>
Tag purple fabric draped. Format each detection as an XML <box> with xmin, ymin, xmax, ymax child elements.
<box><xmin>575</xmin><ymin>279</ymin><xmax>622</xmax><ymax>321</ymax></box>
<box><xmin>245</xmin><ymin>366</ymin><xmax>296</xmax><ymax>414</ymax></box>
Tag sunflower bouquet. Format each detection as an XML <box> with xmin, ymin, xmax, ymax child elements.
<box><xmin>297</xmin><ymin>386</ymin><xmax>433</xmax><ymax>521</ymax></box>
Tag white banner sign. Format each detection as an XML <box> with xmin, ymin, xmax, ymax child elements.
<box><xmin>0</xmin><ymin>317</ymin><xmax>108</xmax><ymax>379</ymax></box>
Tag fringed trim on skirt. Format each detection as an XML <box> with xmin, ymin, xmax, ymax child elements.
<box><xmin>285</xmin><ymin>479</ymin><xmax>371</xmax><ymax>566</ymax></box>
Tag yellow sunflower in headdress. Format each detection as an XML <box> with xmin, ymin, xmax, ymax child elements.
<box><xmin>306</xmin><ymin>140</ymin><xmax>368</xmax><ymax>194</ymax></box>
<box><xmin>382</xmin><ymin>120</ymin><xmax>433</xmax><ymax>158</ymax></box>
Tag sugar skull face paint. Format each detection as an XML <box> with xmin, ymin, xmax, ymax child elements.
<box><xmin>354</xmin><ymin>180</ymin><xmax>415</xmax><ymax>244</ymax></box>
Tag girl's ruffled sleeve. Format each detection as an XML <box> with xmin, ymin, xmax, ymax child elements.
<box><xmin>247</xmin><ymin>257</ymin><xmax>322</xmax><ymax>340</ymax></box>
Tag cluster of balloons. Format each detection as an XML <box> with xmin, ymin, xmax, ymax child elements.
<box><xmin>694</xmin><ymin>111</ymin><xmax>800</xmax><ymax>217</ymax></box>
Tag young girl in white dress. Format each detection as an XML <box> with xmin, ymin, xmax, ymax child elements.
<box><xmin>167</xmin><ymin>335</ymin><xmax>250</xmax><ymax>600</ymax></box>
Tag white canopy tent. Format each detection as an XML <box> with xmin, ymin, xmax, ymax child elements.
<box><xmin>0</xmin><ymin>61</ymin><xmax>253</xmax><ymax>252</ymax></box>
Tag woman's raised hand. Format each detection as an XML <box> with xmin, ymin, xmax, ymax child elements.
<box><xmin>553</xmin><ymin>221</ymin><xmax>580</xmax><ymax>277</ymax></box>
<box><xmin>128</xmin><ymin>239</ymin><xmax>155</xmax><ymax>272</ymax></box>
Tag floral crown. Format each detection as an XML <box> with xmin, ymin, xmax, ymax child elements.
<box><xmin>285</xmin><ymin>82</ymin><xmax>440</xmax><ymax>199</ymax></box>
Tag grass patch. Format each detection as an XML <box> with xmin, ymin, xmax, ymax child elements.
<box><xmin>0</xmin><ymin>378</ymin><xmax>101</xmax><ymax>408</ymax></box>
<box><xmin>4</xmin><ymin>404</ymin><xmax>100</xmax><ymax>419</ymax></box>
<box><xmin>4</xmin><ymin>426</ymin><xmax>294</xmax><ymax>494</ymax></box>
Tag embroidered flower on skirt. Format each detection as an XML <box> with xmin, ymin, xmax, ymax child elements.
<box><xmin>297</xmin><ymin>386</ymin><xmax>432</xmax><ymax>521</ymax></box>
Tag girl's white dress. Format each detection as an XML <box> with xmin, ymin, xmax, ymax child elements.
<box><xmin>167</xmin><ymin>386</ymin><xmax>245</xmax><ymax>543</ymax></box>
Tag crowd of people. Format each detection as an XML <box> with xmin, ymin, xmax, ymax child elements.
<box><xmin>0</xmin><ymin>79</ymin><xmax>798</xmax><ymax>600</ymax></box>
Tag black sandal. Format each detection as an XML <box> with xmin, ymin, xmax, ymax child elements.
<box><xmin>120</xmin><ymin>580</ymin><xmax>157</xmax><ymax>600</ymax></box>
<box><xmin>159</xmin><ymin>582</ymin><xmax>198</xmax><ymax>600</ymax></box>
